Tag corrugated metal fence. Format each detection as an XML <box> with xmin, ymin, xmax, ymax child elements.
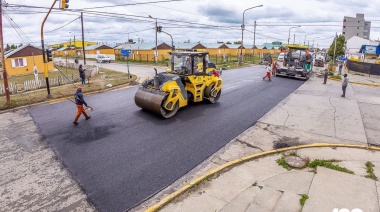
<box><xmin>347</xmin><ymin>60</ymin><xmax>380</xmax><ymax>76</ymax></box>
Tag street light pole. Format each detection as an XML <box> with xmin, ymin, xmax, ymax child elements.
<box><xmin>161</xmin><ymin>31</ymin><xmax>174</xmax><ymax>51</ymax></box>
<box><xmin>312</xmin><ymin>37</ymin><xmax>320</xmax><ymax>48</ymax></box>
<box><xmin>288</xmin><ymin>26</ymin><xmax>301</xmax><ymax>44</ymax></box>
<box><xmin>239</xmin><ymin>5</ymin><xmax>263</xmax><ymax>66</ymax></box>
<box><xmin>149</xmin><ymin>15</ymin><xmax>158</xmax><ymax>63</ymax></box>
<box><xmin>304</xmin><ymin>33</ymin><xmax>313</xmax><ymax>45</ymax></box>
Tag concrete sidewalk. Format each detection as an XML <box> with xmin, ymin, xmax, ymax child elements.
<box><xmin>144</xmin><ymin>74</ymin><xmax>380</xmax><ymax>212</ymax></box>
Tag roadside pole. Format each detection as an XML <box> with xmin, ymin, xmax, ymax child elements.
<box><xmin>0</xmin><ymin>0</ymin><xmax>11</xmax><ymax>104</ymax></box>
<box><xmin>81</xmin><ymin>12</ymin><xmax>86</xmax><ymax>65</ymax></box>
<box><xmin>127</xmin><ymin>56</ymin><xmax>130</xmax><ymax>79</ymax></box>
<box><xmin>333</xmin><ymin>32</ymin><xmax>337</xmax><ymax>63</ymax></box>
<box><xmin>121</xmin><ymin>49</ymin><xmax>131</xmax><ymax>79</ymax></box>
<box><xmin>40</xmin><ymin>0</ymin><xmax>58</xmax><ymax>97</ymax></box>
<box><xmin>253</xmin><ymin>20</ymin><xmax>256</xmax><ymax>59</ymax></box>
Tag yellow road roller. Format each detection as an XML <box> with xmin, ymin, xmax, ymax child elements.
<box><xmin>134</xmin><ymin>52</ymin><xmax>223</xmax><ymax>118</ymax></box>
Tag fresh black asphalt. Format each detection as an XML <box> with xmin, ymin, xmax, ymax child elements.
<box><xmin>29</xmin><ymin>66</ymin><xmax>304</xmax><ymax>211</ymax></box>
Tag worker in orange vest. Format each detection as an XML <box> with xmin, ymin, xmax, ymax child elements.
<box><xmin>263</xmin><ymin>64</ymin><xmax>272</xmax><ymax>81</ymax></box>
<box><xmin>272</xmin><ymin>61</ymin><xmax>277</xmax><ymax>75</ymax></box>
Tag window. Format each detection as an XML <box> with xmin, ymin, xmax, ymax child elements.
<box><xmin>357</xmin><ymin>33</ymin><xmax>359</xmax><ymax>36</ymax></box>
<box><xmin>344</xmin><ymin>19</ymin><xmax>346</xmax><ymax>22</ymax></box>
<box><xmin>343</xmin><ymin>26</ymin><xmax>346</xmax><ymax>28</ymax></box>
<box><xmin>358</xmin><ymin>21</ymin><xmax>360</xmax><ymax>23</ymax></box>
<box><xmin>343</xmin><ymin>32</ymin><xmax>345</xmax><ymax>34</ymax></box>
<box><xmin>357</xmin><ymin>27</ymin><xmax>359</xmax><ymax>29</ymax></box>
<box><xmin>11</xmin><ymin>58</ymin><xmax>27</xmax><ymax>68</ymax></box>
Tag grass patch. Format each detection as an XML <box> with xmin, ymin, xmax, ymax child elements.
<box><xmin>252</xmin><ymin>181</ymin><xmax>257</xmax><ymax>186</ymax></box>
<box><xmin>328</xmin><ymin>71</ymin><xmax>334</xmax><ymax>76</ymax></box>
<box><xmin>0</xmin><ymin>67</ymin><xmax>137</xmax><ymax>110</ymax></box>
<box><xmin>300</xmin><ymin>194</ymin><xmax>309</xmax><ymax>206</ymax></box>
<box><xmin>276</xmin><ymin>156</ymin><xmax>291</xmax><ymax>171</ymax></box>
<box><xmin>308</xmin><ymin>159</ymin><xmax>355</xmax><ymax>174</ymax></box>
<box><xmin>329</xmin><ymin>75</ymin><xmax>342</xmax><ymax>80</ymax></box>
<box><xmin>364</xmin><ymin>161</ymin><xmax>378</xmax><ymax>181</ymax></box>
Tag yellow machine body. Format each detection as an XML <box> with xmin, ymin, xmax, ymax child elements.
<box><xmin>134</xmin><ymin>52</ymin><xmax>223</xmax><ymax>118</ymax></box>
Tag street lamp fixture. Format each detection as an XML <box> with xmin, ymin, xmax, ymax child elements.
<box><xmin>288</xmin><ymin>26</ymin><xmax>301</xmax><ymax>44</ymax></box>
<box><xmin>149</xmin><ymin>15</ymin><xmax>158</xmax><ymax>63</ymax></box>
<box><xmin>239</xmin><ymin>5</ymin><xmax>263</xmax><ymax>66</ymax></box>
<box><xmin>304</xmin><ymin>33</ymin><xmax>313</xmax><ymax>46</ymax></box>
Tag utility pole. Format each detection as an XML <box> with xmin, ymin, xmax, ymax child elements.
<box><xmin>333</xmin><ymin>32</ymin><xmax>337</xmax><ymax>62</ymax></box>
<box><xmin>149</xmin><ymin>15</ymin><xmax>158</xmax><ymax>63</ymax></box>
<box><xmin>253</xmin><ymin>20</ymin><xmax>256</xmax><ymax>59</ymax></box>
<box><xmin>293</xmin><ymin>34</ymin><xmax>295</xmax><ymax>44</ymax></box>
<box><xmin>0</xmin><ymin>0</ymin><xmax>11</xmax><ymax>104</ymax></box>
<box><xmin>81</xmin><ymin>12</ymin><xmax>86</xmax><ymax>64</ymax></box>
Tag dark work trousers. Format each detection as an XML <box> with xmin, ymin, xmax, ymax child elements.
<box><xmin>342</xmin><ymin>86</ymin><xmax>347</xmax><ymax>97</ymax></box>
<box><xmin>323</xmin><ymin>76</ymin><xmax>327</xmax><ymax>84</ymax></box>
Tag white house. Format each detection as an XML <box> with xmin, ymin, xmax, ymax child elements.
<box><xmin>346</xmin><ymin>36</ymin><xmax>379</xmax><ymax>54</ymax></box>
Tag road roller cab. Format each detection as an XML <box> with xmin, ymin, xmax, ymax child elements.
<box><xmin>134</xmin><ymin>52</ymin><xmax>223</xmax><ymax>118</ymax></box>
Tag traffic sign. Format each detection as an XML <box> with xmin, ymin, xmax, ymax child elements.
<box><xmin>121</xmin><ymin>49</ymin><xmax>132</xmax><ymax>57</ymax></box>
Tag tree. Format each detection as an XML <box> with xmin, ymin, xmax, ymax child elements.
<box><xmin>5</xmin><ymin>44</ymin><xmax>10</xmax><ymax>51</ymax></box>
<box><xmin>226</xmin><ymin>41</ymin><xmax>232</xmax><ymax>44</ymax></box>
<box><xmin>18</xmin><ymin>43</ymin><xmax>23</xmax><ymax>48</ymax></box>
<box><xmin>10</xmin><ymin>44</ymin><xmax>17</xmax><ymax>50</ymax></box>
<box><xmin>233</xmin><ymin>41</ymin><xmax>242</xmax><ymax>44</ymax></box>
<box><xmin>327</xmin><ymin>35</ymin><xmax>345</xmax><ymax>57</ymax></box>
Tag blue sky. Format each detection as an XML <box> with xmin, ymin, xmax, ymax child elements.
<box><xmin>3</xmin><ymin>0</ymin><xmax>380</xmax><ymax>48</ymax></box>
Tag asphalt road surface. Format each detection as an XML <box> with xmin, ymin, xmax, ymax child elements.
<box><xmin>29</xmin><ymin>66</ymin><xmax>304</xmax><ymax>211</ymax></box>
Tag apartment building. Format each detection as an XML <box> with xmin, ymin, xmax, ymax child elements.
<box><xmin>342</xmin><ymin>13</ymin><xmax>371</xmax><ymax>40</ymax></box>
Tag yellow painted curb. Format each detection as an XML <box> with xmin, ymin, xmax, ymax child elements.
<box><xmin>145</xmin><ymin>143</ymin><xmax>380</xmax><ymax>212</ymax></box>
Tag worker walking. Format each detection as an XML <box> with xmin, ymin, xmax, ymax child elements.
<box><xmin>323</xmin><ymin>69</ymin><xmax>328</xmax><ymax>84</ymax></box>
<box><xmin>272</xmin><ymin>61</ymin><xmax>277</xmax><ymax>75</ymax></box>
<box><xmin>263</xmin><ymin>64</ymin><xmax>272</xmax><ymax>81</ymax></box>
<box><xmin>338</xmin><ymin>62</ymin><xmax>343</xmax><ymax>75</ymax></box>
<box><xmin>73</xmin><ymin>86</ymin><xmax>91</xmax><ymax>125</ymax></box>
<box><xmin>341</xmin><ymin>74</ymin><xmax>349</xmax><ymax>97</ymax></box>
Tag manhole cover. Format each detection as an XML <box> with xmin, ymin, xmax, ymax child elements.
<box><xmin>284</xmin><ymin>155</ymin><xmax>307</xmax><ymax>168</ymax></box>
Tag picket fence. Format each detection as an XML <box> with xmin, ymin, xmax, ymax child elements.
<box><xmin>0</xmin><ymin>64</ymin><xmax>99</xmax><ymax>95</ymax></box>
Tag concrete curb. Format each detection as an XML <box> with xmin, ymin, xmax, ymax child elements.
<box><xmin>145</xmin><ymin>143</ymin><xmax>380</xmax><ymax>212</ymax></box>
<box><xmin>0</xmin><ymin>79</ymin><xmax>139</xmax><ymax>114</ymax></box>
<box><xmin>328</xmin><ymin>77</ymin><xmax>380</xmax><ymax>87</ymax></box>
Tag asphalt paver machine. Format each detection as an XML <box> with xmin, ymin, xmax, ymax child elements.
<box><xmin>276</xmin><ymin>45</ymin><xmax>313</xmax><ymax>80</ymax></box>
<box><xmin>134</xmin><ymin>52</ymin><xmax>223</xmax><ymax>118</ymax></box>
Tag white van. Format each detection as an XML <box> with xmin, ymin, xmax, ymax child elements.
<box><xmin>277</xmin><ymin>53</ymin><xmax>285</xmax><ymax>62</ymax></box>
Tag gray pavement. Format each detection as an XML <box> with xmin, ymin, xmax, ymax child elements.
<box><xmin>0</xmin><ymin>110</ymin><xmax>93</xmax><ymax>211</ymax></box>
<box><xmin>142</xmin><ymin>71</ymin><xmax>380</xmax><ymax>212</ymax></box>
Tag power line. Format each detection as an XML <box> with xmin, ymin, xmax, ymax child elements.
<box><xmin>81</xmin><ymin>0</ymin><xmax>185</xmax><ymax>10</ymax></box>
<box><xmin>46</xmin><ymin>16</ymin><xmax>80</xmax><ymax>33</ymax></box>
<box><xmin>3</xmin><ymin>10</ymin><xmax>35</xmax><ymax>45</ymax></box>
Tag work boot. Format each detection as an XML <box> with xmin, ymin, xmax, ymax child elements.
<box><xmin>86</xmin><ymin>116</ymin><xmax>91</xmax><ymax>120</ymax></box>
<box><xmin>73</xmin><ymin>121</ymin><xmax>78</xmax><ymax>125</ymax></box>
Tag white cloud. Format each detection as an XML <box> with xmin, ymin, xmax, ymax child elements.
<box><xmin>2</xmin><ymin>0</ymin><xmax>380</xmax><ymax>48</ymax></box>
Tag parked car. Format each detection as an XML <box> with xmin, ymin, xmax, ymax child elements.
<box><xmin>96</xmin><ymin>54</ymin><xmax>111</xmax><ymax>63</ymax></box>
